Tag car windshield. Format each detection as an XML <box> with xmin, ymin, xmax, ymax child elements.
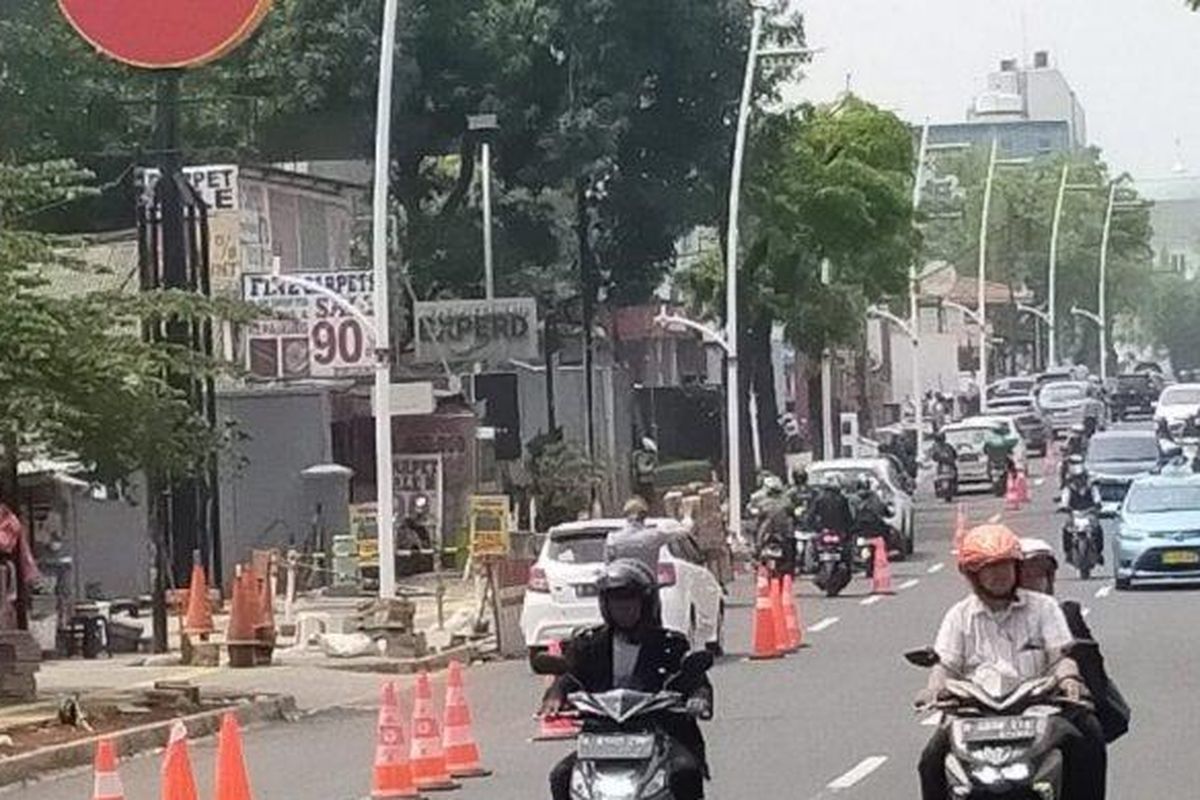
<box><xmin>1116</xmin><ymin>375</ymin><xmax>1149</xmax><ymax>389</ymax></box>
<box><xmin>1088</xmin><ymin>436</ymin><xmax>1159</xmax><ymax>463</ymax></box>
<box><xmin>1161</xmin><ymin>387</ymin><xmax>1200</xmax><ymax>406</ymax></box>
<box><xmin>547</xmin><ymin>532</ymin><xmax>610</xmax><ymax>564</ymax></box>
<box><xmin>809</xmin><ymin>467</ymin><xmax>876</xmax><ymax>487</ymax></box>
<box><xmin>1040</xmin><ymin>384</ymin><xmax>1085</xmax><ymax>402</ymax></box>
<box><xmin>1125</xmin><ymin>485</ymin><xmax>1200</xmax><ymax>514</ymax></box>
<box><xmin>944</xmin><ymin>428</ymin><xmax>989</xmax><ymax>449</ymax></box>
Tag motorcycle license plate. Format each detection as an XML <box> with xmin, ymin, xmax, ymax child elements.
<box><xmin>959</xmin><ymin>454</ymin><xmax>979</xmax><ymax>462</ymax></box>
<box><xmin>819</xmin><ymin>552</ymin><xmax>840</xmax><ymax>562</ymax></box>
<box><xmin>1162</xmin><ymin>550</ymin><xmax>1200</xmax><ymax>565</ymax></box>
<box><xmin>577</xmin><ymin>733</ymin><xmax>656</xmax><ymax>760</ymax></box>
<box><xmin>959</xmin><ymin>717</ymin><xmax>1039</xmax><ymax>743</ymax></box>
<box><xmin>573</xmin><ymin>583</ymin><xmax>599</xmax><ymax>598</ymax></box>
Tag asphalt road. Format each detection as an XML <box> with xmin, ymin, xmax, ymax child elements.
<box><xmin>14</xmin><ymin>443</ymin><xmax>1189</xmax><ymax>798</ymax></box>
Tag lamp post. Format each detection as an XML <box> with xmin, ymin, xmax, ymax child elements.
<box><xmin>467</xmin><ymin>113</ymin><xmax>500</xmax><ymax>299</ymax></box>
<box><xmin>1047</xmin><ymin>167</ymin><xmax>1099</xmax><ymax>367</ymax></box>
<box><xmin>976</xmin><ymin>140</ymin><xmax>1031</xmax><ymax>412</ymax></box>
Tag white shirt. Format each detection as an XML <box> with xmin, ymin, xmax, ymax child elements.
<box><xmin>612</xmin><ymin>635</ymin><xmax>641</xmax><ymax>688</ymax></box>
<box><xmin>934</xmin><ymin>589</ymin><xmax>1073</xmax><ymax>691</ymax></box>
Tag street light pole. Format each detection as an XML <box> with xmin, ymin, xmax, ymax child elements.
<box><xmin>1047</xmin><ymin>164</ymin><xmax>1070</xmax><ymax>367</ymax></box>
<box><xmin>910</xmin><ymin>121</ymin><xmax>930</xmax><ymax>455</ymax></box>
<box><xmin>821</xmin><ymin>258</ymin><xmax>834</xmax><ymax>459</ymax></box>
<box><xmin>977</xmin><ymin>139</ymin><xmax>999</xmax><ymax>412</ymax></box>
<box><xmin>1098</xmin><ymin>180</ymin><xmax>1119</xmax><ymax>385</ymax></box>
<box><xmin>371</xmin><ymin>0</ymin><xmax>400</xmax><ymax>599</ymax></box>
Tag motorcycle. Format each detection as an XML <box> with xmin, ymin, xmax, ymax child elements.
<box><xmin>934</xmin><ymin>462</ymin><xmax>958</xmax><ymax>503</ymax></box>
<box><xmin>906</xmin><ymin>647</ymin><xmax>1089</xmax><ymax>800</ymax></box>
<box><xmin>813</xmin><ymin>530</ymin><xmax>853</xmax><ymax>597</ymax></box>
<box><xmin>533</xmin><ymin>650</ymin><xmax>713</xmax><ymax>800</ymax></box>
<box><xmin>1064</xmin><ymin>509</ymin><xmax>1102</xmax><ymax>580</ymax></box>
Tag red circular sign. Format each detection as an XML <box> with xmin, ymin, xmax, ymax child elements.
<box><xmin>58</xmin><ymin>0</ymin><xmax>273</xmax><ymax>69</ymax></box>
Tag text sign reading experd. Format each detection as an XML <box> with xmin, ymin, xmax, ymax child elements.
<box><xmin>58</xmin><ymin>0</ymin><xmax>273</xmax><ymax>69</ymax></box>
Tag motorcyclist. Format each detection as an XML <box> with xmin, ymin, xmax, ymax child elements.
<box><xmin>398</xmin><ymin>495</ymin><xmax>433</xmax><ymax>551</ymax></box>
<box><xmin>930</xmin><ymin>431</ymin><xmax>957</xmax><ymax>470</ymax></box>
<box><xmin>806</xmin><ymin>473</ymin><xmax>855</xmax><ymax>539</ymax></box>
<box><xmin>851</xmin><ymin>476</ymin><xmax>892</xmax><ymax>547</ymax></box>
<box><xmin>543</xmin><ymin>559</ymin><xmax>712</xmax><ymax>800</ymax></box>
<box><xmin>1020</xmin><ymin>538</ymin><xmax>1130</xmax><ymax>746</ymax></box>
<box><xmin>605</xmin><ymin>497</ymin><xmax>668</xmax><ymax>573</ymax></box>
<box><xmin>916</xmin><ymin>524</ymin><xmax>1103</xmax><ymax>800</ymax></box>
<box><xmin>1060</xmin><ymin>423</ymin><xmax>1089</xmax><ymax>489</ymax></box>
<box><xmin>1060</xmin><ymin>455</ymin><xmax>1104</xmax><ymax>565</ymax></box>
<box><xmin>749</xmin><ymin>475</ymin><xmax>797</xmax><ymax>576</ymax></box>
<box><xmin>982</xmin><ymin>421</ymin><xmax>1019</xmax><ymax>495</ymax></box>
<box><xmin>789</xmin><ymin>467</ymin><xmax>814</xmax><ymax>509</ymax></box>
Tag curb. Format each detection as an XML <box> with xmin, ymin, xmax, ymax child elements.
<box><xmin>0</xmin><ymin>693</ymin><xmax>296</xmax><ymax>787</ymax></box>
<box><xmin>318</xmin><ymin>642</ymin><xmax>484</xmax><ymax>675</ymax></box>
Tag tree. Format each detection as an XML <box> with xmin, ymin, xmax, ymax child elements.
<box><xmin>682</xmin><ymin>96</ymin><xmax>917</xmax><ymax>475</ymax></box>
<box><xmin>0</xmin><ymin>161</ymin><xmax>251</xmax><ymax>505</ymax></box>
<box><xmin>1137</xmin><ymin>274</ymin><xmax>1200</xmax><ymax>372</ymax></box>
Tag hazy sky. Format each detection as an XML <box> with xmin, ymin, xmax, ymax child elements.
<box><xmin>789</xmin><ymin>0</ymin><xmax>1200</xmax><ymax>181</ymax></box>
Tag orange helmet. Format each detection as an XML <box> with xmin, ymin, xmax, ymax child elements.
<box><xmin>957</xmin><ymin>524</ymin><xmax>1022</xmax><ymax>574</ymax></box>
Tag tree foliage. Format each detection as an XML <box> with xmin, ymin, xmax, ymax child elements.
<box><xmin>1137</xmin><ymin>274</ymin><xmax>1200</xmax><ymax>372</ymax></box>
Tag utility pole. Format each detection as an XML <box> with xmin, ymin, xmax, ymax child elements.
<box><xmin>821</xmin><ymin>259</ymin><xmax>835</xmax><ymax>459</ymax></box>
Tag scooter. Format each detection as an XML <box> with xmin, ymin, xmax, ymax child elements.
<box><xmin>905</xmin><ymin>647</ymin><xmax>1086</xmax><ymax>800</ymax></box>
<box><xmin>533</xmin><ymin>650</ymin><xmax>713</xmax><ymax>800</ymax></box>
<box><xmin>813</xmin><ymin>530</ymin><xmax>853</xmax><ymax>597</ymax></box>
<box><xmin>1064</xmin><ymin>509</ymin><xmax>1102</xmax><ymax>580</ymax></box>
<box><xmin>934</xmin><ymin>462</ymin><xmax>958</xmax><ymax>503</ymax></box>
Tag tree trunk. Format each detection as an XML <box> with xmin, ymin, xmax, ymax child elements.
<box><xmin>747</xmin><ymin>321</ymin><xmax>786</xmax><ymax>476</ymax></box>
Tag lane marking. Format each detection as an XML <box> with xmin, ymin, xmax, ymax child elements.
<box><xmin>927</xmin><ymin>562</ymin><xmax>945</xmax><ymax>574</ymax></box>
<box><xmin>1095</xmin><ymin>585</ymin><xmax>1113</xmax><ymax>599</ymax></box>
<box><xmin>920</xmin><ymin>711</ymin><xmax>943</xmax><ymax>726</ymax></box>
<box><xmin>828</xmin><ymin>755</ymin><xmax>888</xmax><ymax>790</ymax></box>
<box><xmin>809</xmin><ymin>617</ymin><xmax>840</xmax><ymax>632</ymax></box>
<box><xmin>1081</xmin><ymin>607</ymin><xmax>1091</xmax><ymax>618</ymax></box>
<box><xmin>860</xmin><ymin>595</ymin><xmax>884</xmax><ymax>606</ymax></box>
<box><xmin>898</xmin><ymin>578</ymin><xmax>920</xmax><ymax>591</ymax></box>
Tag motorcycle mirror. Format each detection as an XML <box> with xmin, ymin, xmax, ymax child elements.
<box><xmin>904</xmin><ymin>647</ymin><xmax>939</xmax><ymax>668</ymax></box>
<box><xmin>531</xmin><ymin>652</ymin><xmax>570</xmax><ymax>676</ymax></box>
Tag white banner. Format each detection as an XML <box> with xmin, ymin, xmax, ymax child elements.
<box><xmin>242</xmin><ymin>269</ymin><xmax>375</xmax><ymax>379</ymax></box>
<box><xmin>413</xmin><ymin>297</ymin><xmax>539</xmax><ymax>364</ymax></box>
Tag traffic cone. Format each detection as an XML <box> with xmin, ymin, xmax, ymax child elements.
<box><xmin>161</xmin><ymin>721</ymin><xmax>199</xmax><ymax>800</ymax></box>
<box><xmin>214</xmin><ymin>713</ymin><xmax>253</xmax><ymax>800</ymax></box>
<box><xmin>952</xmin><ymin>504</ymin><xmax>968</xmax><ymax>555</ymax></box>
<box><xmin>1004</xmin><ymin>471</ymin><xmax>1022</xmax><ymax>511</ymax></box>
<box><xmin>92</xmin><ymin>739</ymin><xmax>124</xmax><ymax>800</ymax></box>
<box><xmin>253</xmin><ymin>568</ymin><xmax>276</xmax><ymax>666</ymax></box>
<box><xmin>225</xmin><ymin>569</ymin><xmax>258</xmax><ymax>668</ymax></box>
<box><xmin>870</xmin><ymin>537</ymin><xmax>894</xmax><ymax>594</ymax></box>
<box><xmin>1016</xmin><ymin>470</ymin><xmax>1031</xmax><ymax>506</ymax></box>
<box><xmin>533</xmin><ymin>640</ymin><xmax>580</xmax><ymax>741</ymax></box>
<box><xmin>1043</xmin><ymin>446</ymin><xmax>1060</xmax><ymax>481</ymax></box>
<box><xmin>769</xmin><ymin>577</ymin><xmax>789</xmax><ymax>654</ymax></box>
<box><xmin>409</xmin><ymin>673</ymin><xmax>460</xmax><ymax>791</ymax></box>
<box><xmin>781</xmin><ymin>573</ymin><xmax>803</xmax><ymax>650</ymax></box>
<box><xmin>183</xmin><ymin>563</ymin><xmax>213</xmax><ymax>637</ymax></box>
<box><xmin>748</xmin><ymin>567</ymin><xmax>781</xmax><ymax>660</ymax></box>
<box><xmin>442</xmin><ymin>661</ymin><xmax>491</xmax><ymax>778</ymax></box>
<box><xmin>372</xmin><ymin>682</ymin><xmax>423</xmax><ymax>799</ymax></box>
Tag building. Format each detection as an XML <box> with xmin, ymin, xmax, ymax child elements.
<box><xmin>929</xmin><ymin>51</ymin><xmax>1087</xmax><ymax>158</ymax></box>
<box><xmin>1139</xmin><ymin>174</ymin><xmax>1200</xmax><ymax>280</ymax></box>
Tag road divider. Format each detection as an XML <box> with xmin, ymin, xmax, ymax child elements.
<box><xmin>827</xmin><ymin>755</ymin><xmax>888</xmax><ymax>790</ymax></box>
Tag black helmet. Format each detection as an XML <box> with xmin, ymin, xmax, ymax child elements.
<box><xmin>598</xmin><ymin>559</ymin><xmax>660</xmax><ymax>633</ymax></box>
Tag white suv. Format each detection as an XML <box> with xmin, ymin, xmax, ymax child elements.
<box><xmin>520</xmin><ymin>518</ymin><xmax>724</xmax><ymax>665</ymax></box>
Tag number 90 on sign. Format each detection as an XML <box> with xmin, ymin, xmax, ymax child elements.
<box><xmin>310</xmin><ymin>318</ymin><xmax>370</xmax><ymax>372</ymax></box>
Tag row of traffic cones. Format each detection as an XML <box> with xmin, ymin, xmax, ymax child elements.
<box><xmin>749</xmin><ymin>568</ymin><xmax>804</xmax><ymax>659</ymax></box>
<box><xmin>180</xmin><ymin>559</ymin><xmax>276</xmax><ymax>668</ymax></box>
<box><xmin>92</xmin><ymin>713</ymin><xmax>252</xmax><ymax>800</ymax></box>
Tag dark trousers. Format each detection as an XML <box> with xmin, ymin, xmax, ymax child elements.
<box><xmin>919</xmin><ymin>712</ymin><xmax>1106</xmax><ymax>800</ymax></box>
<box><xmin>551</xmin><ymin>741</ymin><xmax>704</xmax><ymax>800</ymax></box>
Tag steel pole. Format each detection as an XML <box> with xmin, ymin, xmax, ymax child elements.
<box><xmin>1047</xmin><ymin>164</ymin><xmax>1069</xmax><ymax>368</ymax></box>
<box><xmin>1098</xmin><ymin>181</ymin><xmax>1118</xmax><ymax>384</ymax></box>
<box><xmin>977</xmin><ymin>139</ymin><xmax>999</xmax><ymax>412</ymax></box>
<box><xmin>723</xmin><ymin>6</ymin><xmax>764</xmax><ymax>541</ymax></box>
<box><xmin>821</xmin><ymin>258</ymin><xmax>834</xmax><ymax>459</ymax></box>
<box><xmin>482</xmin><ymin>140</ymin><xmax>495</xmax><ymax>300</ymax></box>
<box><xmin>372</xmin><ymin>0</ymin><xmax>400</xmax><ymax>599</ymax></box>
<box><xmin>911</xmin><ymin>121</ymin><xmax>930</xmax><ymax>452</ymax></box>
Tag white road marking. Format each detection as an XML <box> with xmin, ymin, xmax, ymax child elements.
<box><xmin>920</xmin><ymin>711</ymin><xmax>943</xmax><ymax>726</ymax></box>
<box><xmin>898</xmin><ymin>578</ymin><xmax>920</xmax><ymax>591</ymax></box>
<box><xmin>809</xmin><ymin>616</ymin><xmax>840</xmax><ymax>632</ymax></box>
<box><xmin>1082</xmin><ymin>607</ymin><xmax>1092</xmax><ymax>618</ymax></box>
<box><xmin>927</xmin><ymin>562</ymin><xmax>945</xmax><ymax>574</ymax></box>
<box><xmin>1095</xmin><ymin>585</ymin><xmax>1113</xmax><ymax>599</ymax></box>
<box><xmin>828</xmin><ymin>756</ymin><xmax>888</xmax><ymax>790</ymax></box>
<box><xmin>860</xmin><ymin>595</ymin><xmax>884</xmax><ymax>606</ymax></box>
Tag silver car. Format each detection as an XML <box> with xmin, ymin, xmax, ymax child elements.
<box><xmin>1036</xmin><ymin>380</ymin><xmax>1107</xmax><ymax>436</ymax></box>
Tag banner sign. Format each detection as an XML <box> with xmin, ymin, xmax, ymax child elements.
<box><xmin>414</xmin><ymin>298</ymin><xmax>539</xmax><ymax>364</ymax></box>
<box><xmin>58</xmin><ymin>0</ymin><xmax>273</xmax><ymax>70</ymax></box>
<box><xmin>468</xmin><ymin>495</ymin><xmax>512</xmax><ymax>559</ymax></box>
<box><xmin>242</xmin><ymin>270</ymin><xmax>374</xmax><ymax>379</ymax></box>
<box><xmin>394</xmin><ymin>454</ymin><xmax>444</xmax><ymax>546</ymax></box>
<box><xmin>138</xmin><ymin>165</ymin><xmax>244</xmax><ymax>288</ymax></box>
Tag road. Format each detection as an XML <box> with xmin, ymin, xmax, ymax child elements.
<box><xmin>15</xmin><ymin>441</ymin><xmax>1190</xmax><ymax>798</ymax></box>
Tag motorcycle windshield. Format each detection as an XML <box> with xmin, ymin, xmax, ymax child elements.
<box><xmin>568</xmin><ymin>689</ymin><xmax>683</xmax><ymax>724</ymax></box>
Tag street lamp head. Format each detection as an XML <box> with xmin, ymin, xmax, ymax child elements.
<box><xmin>466</xmin><ymin>113</ymin><xmax>499</xmax><ymax>132</ymax></box>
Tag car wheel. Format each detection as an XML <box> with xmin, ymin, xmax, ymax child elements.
<box><xmin>1115</xmin><ymin>577</ymin><xmax>1132</xmax><ymax>591</ymax></box>
<box><xmin>527</xmin><ymin>646</ymin><xmax>546</xmax><ymax>672</ymax></box>
<box><xmin>706</xmin><ymin>601</ymin><xmax>726</xmax><ymax>657</ymax></box>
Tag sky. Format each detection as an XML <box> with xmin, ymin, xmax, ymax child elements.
<box><xmin>787</xmin><ymin>0</ymin><xmax>1200</xmax><ymax>183</ymax></box>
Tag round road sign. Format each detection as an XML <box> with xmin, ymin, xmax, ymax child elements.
<box><xmin>58</xmin><ymin>0</ymin><xmax>273</xmax><ymax>69</ymax></box>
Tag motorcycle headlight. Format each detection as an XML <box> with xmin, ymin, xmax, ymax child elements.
<box><xmin>592</xmin><ymin>771</ymin><xmax>639</xmax><ymax>800</ymax></box>
<box><xmin>642</xmin><ymin>768</ymin><xmax>668</xmax><ymax>797</ymax></box>
<box><xmin>974</xmin><ymin>745</ymin><xmax>1017</xmax><ymax>766</ymax></box>
<box><xmin>1001</xmin><ymin>762</ymin><xmax>1031</xmax><ymax>782</ymax></box>
<box><xmin>570</xmin><ymin>766</ymin><xmax>592</xmax><ymax>800</ymax></box>
<box><xmin>973</xmin><ymin>765</ymin><xmax>1002</xmax><ymax>785</ymax></box>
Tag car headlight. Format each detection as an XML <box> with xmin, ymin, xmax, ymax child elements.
<box><xmin>1118</xmin><ymin>527</ymin><xmax>1146</xmax><ymax>541</ymax></box>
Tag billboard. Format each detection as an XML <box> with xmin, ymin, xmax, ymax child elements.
<box><xmin>242</xmin><ymin>270</ymin><xmax>374</xmax><ymax>379</ymax></box>
<box><xmin>414</xmin><ymin>298</ymin><xmax>538</xmax><ymax>365</ymax></box>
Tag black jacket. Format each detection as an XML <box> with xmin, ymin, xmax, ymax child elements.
<box><xmin>1061</xmin><ymin>600</ymin><xmax>1130</xmax><ymax>743</ymax></box>
<box><xmin>808</xmin><ymin>487</ymin><xmax>854</xmax><ymax>535</ymax></box>
<box><xmin>547</xmin><ymin>626</ymin><xmax>712</xmax><ymax>776</ymax></box>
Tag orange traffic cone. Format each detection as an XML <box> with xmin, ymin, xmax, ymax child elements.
<box><xmin>442</xmin><ymin>661</ymin><xmax>491</xmax><ymax>778</ymax></box>
<box><xmin>1043</xmin><ymin>445</ymin><xmax>1060</xmax><ymax>481</ymax></box>
<box><xmin>226</xmin><ymin>568</ymin><xmax>257</xmax><ymax>668</ymax></box>
<box><xmin>92</xmin><ymin>739</ymin><xmax>124</xmax><ymax>800</ymax></box>
<box><xmin>781</xmin><ymin>574</ymin><xmax>803</xmax><ymax>650</ymax></box>
<box><xmin>533</xmin><ymin>640</ymin><xmax>580</xmax><ymax>741</ymax></box>
<box><xmin>409</xmin><ymin>673</ymin><xmax>460</xmax><ymax>791</ymax></box>
<box><xmin>373</xmin><ymin>682</ymin><xmax>423</xmax><ymax>799</ymax></box>
<box><xmin>1004</xmin><ymin>471</ymin><xmax>1022</xmax><ymax>511</ymax></box>
<box><xmin>769</xmin><ymin>577</ymin><xmax>790</xmax><ymax>654</ymax></box>
<box><xmin>214</xmin><ymin>713</ymin><xmax>253</xmax><ymax>800</ymax></box>
<box><xmin>1016</xmin><ymin>470</ymin><xmax>1031</xmax><ymax>506</ymax></box>
<box><xmin>870</xmin><ymin>537</ymin><xmax>894</xmax><ymax>595</ymax></box>
<box><xmin>749</xmin><ymin>567</ymin><xmax>781</xmax><ymax>660</ymax></box>
<box><xmin>952</xmin><ymin>504</ymin><xmax>968</xmax><ymax>555</ymax></box>
<box><xmin>183</xmin><ymin>563</ymin><xmax>213</xmax><ymax>637</ymax></box>
<box><xmin>253</xmin><ymin>568</ymin><xmax>276</xmax><ymax>666</ymax></box>
<box><xmin>161</xmin><ymin>721</ymin><xmax>199</xmax><ymax>800</ymax></box>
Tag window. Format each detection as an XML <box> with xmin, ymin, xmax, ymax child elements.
<box><xmin>548</xmin><ymin>531</ymin><xmax>609</xmax><ymax>564</ymax></box>
<box><xmin>1170</xmin><ymin>253</ymin><xmax>1188</xmax><ymax>274</ymax></box>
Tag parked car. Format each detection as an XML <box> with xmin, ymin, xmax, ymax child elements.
<box><xmin>1154</xmin><ymin>382</ymin><xmax>1200</xmax><ymax>436</ymax></box>
<box><xmin>1085</xmin><ymin>430</ymin><xmax>1163</xmax><ymax>516</ymax></box>
<box><xmin>941</xmin><ymin>416</ymin><xmax>1028</xmax><ymax>488</ymax></box>
<box><xmin>1035</xmin><ymin>367</ymin><xmax>1083</xmax><ymax>394</ymax></box>
<box><xmin>1107</xmin><ymin>372</ymin><xmax>1161</xmax><ymax>420</ymax></box>
<box><xmin>1003</xmin><ymin>407</ymin><xmax>1052</xmax><ymax>457</ymax></box>
<box><xmin>806</xmin><ymin>458</ymin><xmax>916</xmax><ymax>557</ymax></box>
<box><xmin>1036</xmin><ymin>380</ymin><xmax>1107</xmax><ymax>436</ymax></box>
<box><xmin>987</xmin><ymin>377</ymin><xmax>1036</xmax><ymax>400</ymax></box>
<box><xmin>1115</xmin><ymin>473</ymin><xmax>1200</xmax><ymax>589</ymax></box>
<box><xmin>520</xmin><ymin>518</ymin><xmax>724</xmax><ymax>663</ymax></box>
